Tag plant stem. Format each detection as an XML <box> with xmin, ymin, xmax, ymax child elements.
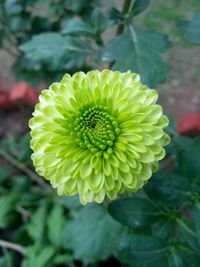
<box><xmin>0</xmin><ymin>147</ymin><xmax>50</xmax><ymax>191</ymax></box>
<box><xmin>109</xmin><ymin>0</ymin><xmax>132</xmax><ymax>69</ymax></box>
<box><xmin>116</xmin><ymin>0</ymin><xmax>132</xmax><ymax>35</ymax></box>
<box><xmin>129</xmin><ymin>24</ymin><xmax>138</xmax><ymax>43</ymax></box>
<box><xmin>15</xmin><ymin>205</ymin><xmax>31</xmax><ymax>222</ymax></box>
<box><xmin>0</xmin><ymin>239</ymin><xmax>25</xmax><ymax>255</ymax></box>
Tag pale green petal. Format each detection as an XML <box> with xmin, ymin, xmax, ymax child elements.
<box><xmin>94</xmin><ymin>189</ymin><xmax>106</xmax><ymax>203</ymax></box>
<box><xmin>139</xmin><ymin>148</ymin><xmax>155</xmax><ymax>163</ymax></box>
<box><xmin>88</xmin><ymin>172</ymin><xmax>105</xmax><ymax>192</ymax></box>
<box><xmin>29</xmin><ymin>69</ymin><xmax>170</xmax><ymax>205</ymax></box>
<box><xmin>80</xmin><ymin>162</ymin><xmax>93</xmax><ymax>178</ymax></box>
<box><xmin>105</xmin><ymin>176</ymin><xmax>115</xmax><ymax>190</ymax></box>
<box><xmin>140</xmin><ymin>164</ymin><xmax>152</xmax><ymax>181</ymax></box>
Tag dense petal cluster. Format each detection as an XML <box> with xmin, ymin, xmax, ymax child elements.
<box><xmin>30</xmin><ymin>70</ymin><xmax>170</xmax><ymax>204</ymax></box>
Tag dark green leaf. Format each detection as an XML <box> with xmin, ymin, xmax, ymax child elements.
<box><xmin>90</xmin><ymin>8</ymin><xmax>111</xmax><ymax>32</ymax></box>
<box><xmin>192</xmin><ymin>203</ymin><xmax>200</xmax><ymax>245</ymax></box>
<box><xmin>152</xmin><ymin>217</ymin><xmax>173</xmax><ymax>239</ymax></box>
<box><xmin>12</xmin><ymin>175</ymin><xmax>30</xmax><ymax>190</ymax></box>
<box><xmin>0</xmin><ymin>192</ymin><xmax>19</xmax><ymax>228</ymax></box>
<box><xmin>19</xmin><ymin>33</ymin><xmax>91</xmax><ymax>71</ymax></box>
<box><xmin>137</xmin><ymin>256</ymin><xmax>169</xmax><ymax>267</ymax></box>
<box><xmin>102</xmin><ymin>27</ymin><xmax>171</xmax><ymax>87</ymax></box>
<box><xmin>108</xmin><ymin>197</ymin><xmax>157</xmax><ymax>229</ymax></box>
<box><xmin>178</xmin><ymin>14</ymin><xmax>200</xmax><ymax>45</ymax></box>
<box><xmin>0</xmin><ymin>165</ymin><xmax>12</xmax><ymax>185</ymax></box>
<box><xmin>63</xmin><ymin>38</ymin><xmax>92</xmax><ymax>69</ymax></box>
<box><xmin>108</xmin><ymin>8</ymin><xmax>124</xmax><ymax>23</ymax></box>
<box><xmin>19</xmin><ymin>33</ymin><xmax>70</xmax><ymax>70</ymax></box>
<box><xmin>180</xmin><ymin>246</ymin><xmax>200</xmax><ymax>267</ymax></box>
<box><xmin>173</xmin><ymin>136</ymin><xmax>200</xmax><ymax>186</ymax></box>
<box><xmin>115</xmin><ymin>233</ymin><xmax>167</xmax><ymax>264</ymax></box>
<box><xmin>144</xmin><ymin>171</ymin><xmax>190</xmax><ymax>208</ymax></box>
<box><xmin>47</xmin><ymin>204</ymin><xmax>65</xmax><ymax>248</ymax></box>
<box><xmin>134</xmin><ymin>257</ymin><xmax>169</xmax><ymax>267</ymax></box>
<box><xmin>131</xmin><ymin>0</ymin><xmax>150</xmax><ymax>16</ymax></box>
<box><xmin>168</xmin><ymin>252</ymin><xmax>184</xmax><ymax>267</ymax></box>
<box><xmin>12</xmin><ymin>225</ymin><xmax>30</xmax><ymax>246</ymax></box>
<box><xmin>26</xmin><ymin>201</ymin><xmax>48</xmax><ymax>241</ymax></box>
<box><xmin>178</xmin><ymin>219</ymin><xmax>200</xmax><ymax>252</ymax></box>
<box><xmin>62</xmin><ymin>18</ymin><xmax>94</xmax><ymax>36</ymax></box>
<box><xmin>63</xmin><ymin>203</ymin><xmax>123</xmax><ymax>261</ymax></box>
<box><xmin>64</xmin><ymin>0</ymin><xmax>92</xmax><ymax>13</ymax></box>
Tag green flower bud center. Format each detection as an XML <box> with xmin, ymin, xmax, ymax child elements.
<box><xmin>73</xmin><ymin>105</ymin><xmax>120</xmax><ymax>152</ymax></box>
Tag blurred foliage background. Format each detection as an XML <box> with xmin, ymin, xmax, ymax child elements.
<box><xmin>0</xmin><ymin>0</ymin><xmax>200</xmax><ymax>266</ymax></box>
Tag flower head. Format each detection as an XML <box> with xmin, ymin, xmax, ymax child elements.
<box><xmin>30</xmin><ymin>70</ymin><xmax>170</xmax><ymax>204</ymax></box>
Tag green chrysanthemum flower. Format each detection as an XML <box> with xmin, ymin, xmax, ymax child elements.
<box><xmin>30</xmin><ymin>70</ymin><xmax>170</xmax><ymax>204</ymax></box>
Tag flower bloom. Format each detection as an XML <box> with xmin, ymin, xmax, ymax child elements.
<box><xmin>29</xmin><ymin>70</ymin><xmax>170</xmax><ymax>204</ymax></box>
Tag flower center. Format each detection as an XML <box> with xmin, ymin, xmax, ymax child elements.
<box><xmin>73</xmin><ymin>105</ymin><xmax>120</xmax><ymax>152</ymax></box>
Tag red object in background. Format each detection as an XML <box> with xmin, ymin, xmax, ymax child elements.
<box><xmin>0</xmin><ymin>89</ymin><xmax>12</xmax><ymax>108</ymax></box>
<box><xmin>178</xmin><ymin>113</ymin><xmax>200</xmax><ymax>135</ymax></box>
<box><xmin>9</xmin><ymin>82</ymin><xmax>39</xmax><ymax>106</ymax></box>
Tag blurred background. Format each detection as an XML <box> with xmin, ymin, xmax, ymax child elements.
<box><xmin>0</xmin><ymin>0</ymin><xmax>200</xmax><ymax>267</ymax></box>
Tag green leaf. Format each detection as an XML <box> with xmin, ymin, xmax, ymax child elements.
<box><xmin>173</xmin><ymin>136</ymin><xmax>200</xmax><ymax>186</ymax></box>
<box><xmin>108</xmin><ymin>197</ymin><xmax>157</xmax><ymax>229</ymax></box>
<box><xmin>59</xmin><ymin>195</ymin><xmax>81</xmax><ymax>208</ymax></box>
<box><xmin>63</xmin><ymin>203</ymin><xmax>123</xmax><ymax>261</ymax></box>
<box><xmin>179</xmin><ymin>246</ymin><xmax>200</xmax><ymax>267</ymax></box>
<box><xmin>47</xmin><ymin>204</ymin><xmax>65</xmax><ymax>248</ymax></box>
<box><xmin>136</xmin><ymin>257</ymin><xmax>169</xmax><ymax>267</ymax></box>
<box><xmin>4</xmin><ymin>0</ymin><xmax>22</xmax><ymax>16</ymax></box>
<box><xmin>152</xmin><ymin>217</ymin><xmax>173</xmax><ymax>239</ymax></box>
<box><xmin>0</xmin><ymin>192</ymin><xmax>19</xmax><ymax>228</ymax></box>
<box><xmin>26</xmin><ymin>201</ymin><xmax>48</xmax><ymax>241</ymax></box>
<box><xmin>115</xmin><ymin>233</ymin><xmax>167</xmax><ymax>264</ymax></box>
<box><xmin>90</xmin><ymin>8</ymin><xmax>111</xmax><ymax>33</ymax></box>
<box><xmin>62</xmin><ymin>18</ymin><xmax>94</xmax><ymax>36</ymax></box>
<box><xmin>168</xmin><ymin>252</ymin><xmax>184</xmax><ymax>267</ymax></box>
<box><xmin>131</xmin><ymin>0</ymin><xmax>150</xmax><ymax>16</ymax></box>
<box><xmin>178</xmin><ymin>219</ymin><xmax>200</xmax><ymax>252</ymax></box>
<box><xmin>19</xmin><ymin>33</ymin><xmax>91</xmax><ymax>71</ymax></box>
<box><xmin>144</xmin><ymin>171</ymin><xmax>190</xmax><ymax>208</ymax></box>
<box><xmin>19</xmin><ymin>33</ymin><xmax>68</xmax><ymax>69</ymax></box>
<box><xmin>0</xmin><ymin>165</ymin><xmax>12</xmax><ymax>185</ymax></box>
<box><xmin>178</xmin><ymin>14</ymin><xmax>200</xmax><ymax>45</ymax></box>
<box><xmin>36</xmin><ymin>246</ymin><xmax>55</xmax><ymax>267</ymax></box>
<box><xmin>65</xmin><ymin>38</ymin><xmax>93</xmax><ymax>67</ymax></box>
<box><xmin>64</xmin><ymin>0</ymin><xmax>92</xmax><ymax>13</ymax></box>
<box><xmin>52</xmin><ymin>253</ymin><xmax>73</xmax><ymax>265</ymax></box>
<box><xmin>0</xmin><ymin>249</ymin><xmax>14</xmax><ymax>267</ymax></box>
<box><xmin>102</xmin><ymin>27</ymin><xmax>171</xmax><ymax>87</ymax></box>
<box><xmin>22</xmin><ymin>244</ymin><xmax>55</xmax><ymax>267</ymax></box>
<box><xmin>108</xmin><ymin>8</ymin><xmax>124</xmax><ymax>23</ymax></box>
<box><xmin>192</xmin><ymin>203</ymin><xmax>200</xmax><ymax>245</ymax></box>
<box><xmin>137</xmin><ymin>257</ymin><xmax>169</xmax><ymax>267</ymax></box>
